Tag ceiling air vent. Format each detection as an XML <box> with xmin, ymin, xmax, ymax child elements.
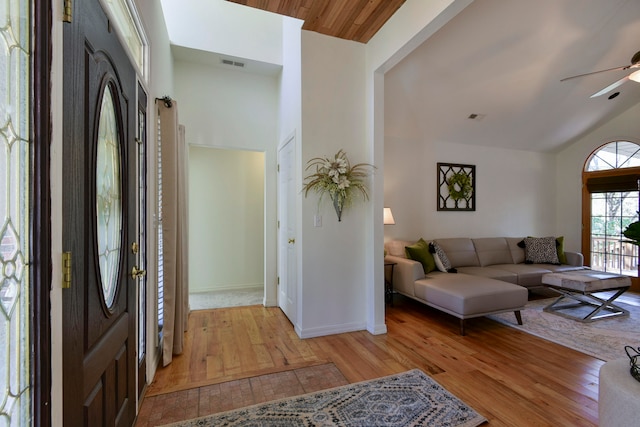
<box><xmin>221</xmin><ymin>58</ymin><xmax>245</xmax><ymax>68</ymax></box>
<box><xmin>467</xmin><ymin>113</ymin><xmax>486</xmax><ymax>121</ymax></box>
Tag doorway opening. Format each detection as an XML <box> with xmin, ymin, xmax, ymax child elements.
<box><xmin>187</xmin><ymin>147</ymin><xmax>265</xmax><ymax>309</ymax></box>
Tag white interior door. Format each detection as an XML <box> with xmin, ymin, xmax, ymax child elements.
<box><xmin>277</xmin><ymin>136</ymin><xmax>297</xmax><ymax>324</ymax></box>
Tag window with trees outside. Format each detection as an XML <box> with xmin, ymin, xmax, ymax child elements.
<box><xmin>584</xmin><ymin>141</ymin><xmax>640</xmax><ymax>278</ymax></box>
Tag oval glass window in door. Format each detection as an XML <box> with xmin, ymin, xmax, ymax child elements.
<box><xmin>96</xmin><ymin>84</ymin><xmax>123</xmax><ymax>309</ymax></box>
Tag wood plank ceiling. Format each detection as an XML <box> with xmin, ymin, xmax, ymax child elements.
<box><xmin>226</xmin><ymin>0</ymin><xmax>407</xmax><ymax>43</ymax></box>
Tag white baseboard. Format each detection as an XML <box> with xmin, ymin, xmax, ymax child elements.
<box><xmin>296</xmin><ymin>321</ymin><xmax>368</xmax><ymax>339</ymax></box>
<box><xmin>368</xmin><ymin>323</ymin><xmax>388</xmax><ymax>335</ymax></box>
<box><xmin>190</xmin><ymin>283</ymin><xmax>263</xmax><ymax>294</ymax></box>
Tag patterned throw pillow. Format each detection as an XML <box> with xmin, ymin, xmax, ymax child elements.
<box><xmin>523</xmin><ymin>236</ymin><xmax>560</xmax><ymax>264</ymax></box>
<box><xmin>429</xmin><ymin>242</ymin><xmax>455</xmax><ymax>272</ymax></box>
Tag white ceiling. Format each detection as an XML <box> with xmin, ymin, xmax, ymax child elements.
<box><xmin>385</xmin><ymin>0</ymin><xmax>640</xmax><ymax>153</ymax></box>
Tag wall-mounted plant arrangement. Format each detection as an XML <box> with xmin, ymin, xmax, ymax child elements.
<box><xmin>303</xmin><ymin>150</ymin><xmax>375</xmax><ymax>221</ymax></box>
<box><xmin>437</xmin><ymin>162</ymin><xmax>475</xmax><ymax>211</ymax></box>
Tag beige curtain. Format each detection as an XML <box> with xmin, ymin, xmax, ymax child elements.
<box><xmin>157</xmin><ymin>99</ymin><xmax>189</xmax><ymax>366</ymax></box>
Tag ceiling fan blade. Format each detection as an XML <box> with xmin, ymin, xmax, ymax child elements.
<box><xmin>560</xmin><ymin>65</ymin><xmax>629</xmax><ymax>82</ymax></box>
<box><xmin>590</xmin><ymin>76</ymin><xmax>629</xmax><ymax>98</ymax></box>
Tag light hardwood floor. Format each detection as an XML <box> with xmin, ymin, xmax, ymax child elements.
<box><xmin>145</xmin><ymin>293</ymin><xmax>609</xmax><ymax>426</ymax></box>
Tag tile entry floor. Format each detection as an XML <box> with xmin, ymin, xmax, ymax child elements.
<box><xmin>134</xmin><ymin>363</ymin><xmax>348</xmax><ymax>426</ymax></box>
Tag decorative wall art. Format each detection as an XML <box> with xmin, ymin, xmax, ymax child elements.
<box><xmin>437</xmin><ymin>163</ymin><xmax>476</xmax><ymax>211</ymax></box>
<box><xmin>302</xmin><ymin>150</ymin><xmax>375</xmax><ymax>221</ymax></box>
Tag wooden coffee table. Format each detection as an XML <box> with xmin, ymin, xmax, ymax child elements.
<box><xmin>541</xmin><ymin>270</ymin><xmax>631</xmax><ymax>322</ymax></box>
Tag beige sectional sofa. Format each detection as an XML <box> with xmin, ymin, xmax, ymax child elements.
<box><xmin>384</xmin><ymin>237</ymin><xmax>585</xmax><ymax>335</ymax></box>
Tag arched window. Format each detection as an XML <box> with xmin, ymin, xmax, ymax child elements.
<box><xmin>586</xmin><ymin>140</ymin><xmax>640</xmax><ymax>171</ymax></box>
<box><xmin>583</xmin><ymin>140</ymin><xmax>640</xmax><ymax>281</ymax></box>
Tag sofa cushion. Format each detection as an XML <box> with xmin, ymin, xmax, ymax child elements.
<box><xmin>523</xmin><ymin>236</ymin><xmax>560</xmax><ymax>264</ymax></box>
<box><xmin>455</xmin><ymin>266</ymin><xmax>518</xmax><ymax>284</ymax></box>
<box><xmin>434</xmin><ymin>238</ymin><xmax>480</xmax><ymax>268</ymax></box>
<box><xmin>385</xmin><ymin>240</ymin><xmax>413</xmax><ymax>258</ymax></box>
<box><xmin>405</xmin><ymin>239</ymin><xmax>436</xmax><ymax>274</ymax></box>
<box><xmin>472</xmin><ymin>238</ymin><xmax>514</xmax><ymax>266</ymax></box>
<box><xmin>414</xmin><ymin>273</ymin><xmax>527</xmax><ymax>317</ymax></box>
<box><xmin>490</xmin><ymin>264</ymin><xmax>553</xmax><ymax>287</ymax></box>
<box><xmin>506</xmin><ymin>237</ymin><xmax>526</xmax><ymax>264</ymax></box>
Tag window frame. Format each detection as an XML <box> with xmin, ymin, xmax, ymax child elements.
<box><xmin>582</xmin><ymin>141</ymin><xmax>640</xmax><ymax>290</ymax></box>
<box><xmin>33</xmin><ymin>0</ymin><xmax>52</xmax><ymax>425</ymax></box>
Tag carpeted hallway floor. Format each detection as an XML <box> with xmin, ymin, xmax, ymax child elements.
<box><xmin>135</xmin><ymin>364</ymin><xmax>347</xmax><ymax>427</ymax></box>
<box><xmin>188</xmin><ymin>287</ymin><xmax>264</xmax><ymax>310</ymax></box>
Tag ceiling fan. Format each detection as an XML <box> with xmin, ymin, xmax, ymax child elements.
<box><xmin>561</xmin><ymin>50</ymin><xmax>640</xmax><ymax>98</ymax></box>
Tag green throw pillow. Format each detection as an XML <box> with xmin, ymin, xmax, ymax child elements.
<box><xmin>405</xmin><ymin>238</ymin><xmax>436</xmax><ymax>274</ymax></box>
<box><xmin>556</xmin><ymin>236</ymin><xmax>567</xmax><ymax>264</ymax></box>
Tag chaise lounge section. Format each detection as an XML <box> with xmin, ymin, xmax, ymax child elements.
<box><xmin>385</xmin><ymin>237</ymin><xmax>585</xmax><ymax>334</ymax></box>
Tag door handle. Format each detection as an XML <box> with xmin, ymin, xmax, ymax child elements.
<box><xmin>131</xmin><ymin>266</ymin><xmax>147</xmax><ymax>280</ymax></box>
<box><xmin>288</xmin><ymin>238</ymin><xmax>295</xmax><ymax>244</ymax></box>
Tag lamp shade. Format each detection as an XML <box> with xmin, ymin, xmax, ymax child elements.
<box><xmin>383</xmin><ymin>207</ymin><xmax>395</xmax><ymax>225</ymax></box>
<box><xmin>630</xmin><ymin>70</ymin><xmax>640</xmax><ymax>83</ymax></box>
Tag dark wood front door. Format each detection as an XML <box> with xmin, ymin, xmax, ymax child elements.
<box><xmin>62</xmin><ymin>0</ymin><xmax>137</xmax><ymax>425</ymax></box>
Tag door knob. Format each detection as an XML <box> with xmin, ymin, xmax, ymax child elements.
<box><xmin>288</xmin><ymin>238</ymin><xmax>295</xmax><ymax>244</ymax></box>
<box><xmin>131</xmin><ymin>266</ymin><xmax>147</xmax><ymax>279</ymax></box>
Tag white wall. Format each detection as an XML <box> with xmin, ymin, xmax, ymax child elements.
<box><xmin>174</xmin><ymin>61</ymin><xmax>279</xmax><ymax>148</ymax></box>
<box><xmin>297</xmin><ymin>31</ymin><xmax>369</xmax><ymax>337</ymax></box>
<box><xmin>279</xmin><ymin>18</ymin><xmax>303</xmax><ymax>143</ymax></box>
<box><xmin>188</xmin><ymin>147</ymin><xmax>265</xmax><ymax>293</ymax></box>
<box><xmin>384</xmin><ymin>135</ymin><xmax>557</xmax><ymax>241</ymax></box>
<box><xmin>160</xmin><ymin>0</ymin><xmax>283</xmax><ymax>66</ymax></box>
<box><xmin>556</xmin><ymin>103</ymin><xmax>640</xmax><ymax>251</ymax></box>
<box><xmin>173</xmin><ymin>59</ymin><xmax>279</xmax><ymax>305</ymax></box>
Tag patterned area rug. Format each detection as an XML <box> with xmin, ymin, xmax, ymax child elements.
<box><xmin>488</xmin><ymin>293</ymin><xmax>640</xmax><ymax>361</ymax></box>
<box><xmin>160</xmin><ymin>369</ymin><xmax>487</xmax><ymax>427</ymax></box>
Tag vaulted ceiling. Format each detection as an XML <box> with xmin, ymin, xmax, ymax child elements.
<box><xmin>384</xmin><ymin>0</ymin><xmax>640</xmax><ymax>152</ymax></box>
<box><xmin>226</xmin><ymin>0</ymin><xmax>406</xmax><ymax>43</ymax></box>
<box><xmin>186</xmin><ymin>1</ymin><xmax>640</xmax><ymax>153</ymax></box>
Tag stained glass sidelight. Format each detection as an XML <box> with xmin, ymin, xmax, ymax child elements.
<box><xmin>96</xmin><ymin>85</ymin><xmax>123</xmax><ymax>309</ymax></box>
<box><xmin>0</xmin><ymin>0</ymin><xmax>32</xmax><ymax>423</ymax></box>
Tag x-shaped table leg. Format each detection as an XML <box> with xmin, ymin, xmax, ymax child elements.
<box><xmin>543</xmin><ymin>286</ymin><xmax>630</xmax><ymax>322</ymax></box>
